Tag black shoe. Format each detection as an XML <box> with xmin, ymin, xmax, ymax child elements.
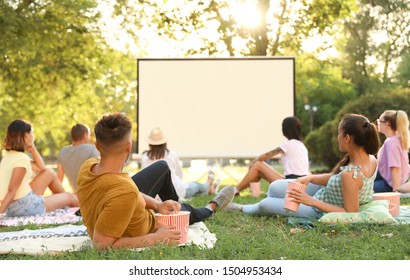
<box><xmin>75</xmin><ymin>209</ymin><xmax>82</xmax><ymax>216</ymax></box>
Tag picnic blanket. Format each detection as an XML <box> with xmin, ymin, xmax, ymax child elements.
<box><xmin>288</xmin><ymin>205</ymin><xmax>410</xmax><ymax>227</ymax></box>
<box><xmin>0</xmin><ymin>222</ymin><xmax>217</xmax><ymax>255</ymax></box>
<box><xmin>0</xmin><ymin>207</ymin><xmax>81</xmax><ymax>226</ymax></box>
<box><xmin>394</xmin><ymin>205</ymin><xmax>410</xmax><ymax>224</ymax></box>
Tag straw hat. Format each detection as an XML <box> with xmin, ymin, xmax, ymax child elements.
<box><xmin>147</xmin><ymin>127</ymin><xmax>166</xmax><ymax>145</ymax></box>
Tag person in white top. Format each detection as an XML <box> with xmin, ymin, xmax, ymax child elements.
<box><xmin>234</xmin><ymin>116</ymin><xmax>310</xmax><ymax>196</ymax></box>
<box><xmin>141</xmin><ymin>127</ymin><xmax>219</xmax><ymax>200</ymax></box>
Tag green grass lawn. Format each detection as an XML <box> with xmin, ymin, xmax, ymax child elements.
<box><xmin>1</xmin><ymin>164</ymin><xmax>410</xmax><ymax>260</ymax></box>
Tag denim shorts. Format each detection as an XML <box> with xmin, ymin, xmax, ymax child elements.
<box><xmin>6</xmin><ymin>191</ymin><xmax>45</xmax><ymax>217</ymax></box>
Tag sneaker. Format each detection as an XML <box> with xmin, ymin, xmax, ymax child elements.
<box><xmin>210</xmin><ymin>186</ymin><xmax>235</xmax><ymax>211</ymax></box>
<box><xmin>224</xmin><ymin>202</ymin><xmax>244</xmax><ymax>212</ymax></box>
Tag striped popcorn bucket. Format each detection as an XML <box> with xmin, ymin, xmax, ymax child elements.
<box><xmin>373</xmin><ymin>192</ymin><xmax>400</xmax><ymax>216</ymax></box>
<box><xmin>155</xmin><ymin>211</ymin><xmax>190</xmax><ymax>244</ymax></box>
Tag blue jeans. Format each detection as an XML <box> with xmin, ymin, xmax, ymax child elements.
<box><xmin>131</xmin><ymin>160</ymin><xmax>212</xmax><ymax>225</ymax></box>
<box><xmin>242</xmin><ymin>179</ymin><xmax>323</xmax><ymax>220</ymax></box>
<box><xmin>185</xmin><ymin>182</ymin><xmax>209</xmax><ymax>198</ymax></box>
<box><xmin>6</xmin><ymin>191</ymin><xmax>45</xmax><ymax>217</ymax></box>
<box><xmin>373</xmin><ymin>171</ymin><xmax>393</xmax><ymax>193</ymax></box>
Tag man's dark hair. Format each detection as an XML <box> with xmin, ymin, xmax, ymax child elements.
<box><xmin>94</xmin><ymin>112</ymin><xmax>132</xmax><ymax>148</ymax></box>
<box><xmin>71</xmin><ymin>124</ymin><xmax>90</xmax><ymax>142</ymax></box>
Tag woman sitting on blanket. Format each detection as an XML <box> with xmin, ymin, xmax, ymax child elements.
<box><xmin>0</xmin><ymin>119</ymin><xmax>79</xmax><ymax>218</ymax></box>
<box><xmin>226</xmin><ymin>114</ymin><xmax>380</xmax><ymax>220</ymax></box>
<box><xmin>373</xmin><ymin>110</ymin><xmax>410</xmax><ymax>193</ymax></box>
<box><xmin>232</xmin><ymin>116</ymin><xmax>310</xmax><ymax>196</ymax></box>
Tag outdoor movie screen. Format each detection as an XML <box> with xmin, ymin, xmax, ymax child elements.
<box><xmin>137</xmin><ymin>57</ymin><xmax>295</xmax><ymax>159</ymax></box>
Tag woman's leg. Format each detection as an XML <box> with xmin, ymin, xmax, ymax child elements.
<box><xmin>267</xmin><ymin>179</ymin><xmax>291</xmax><ymax>198</ymax></box>
<box><xmin>184</xmin><ymin>182</ymin><xmax>199</xmax><ymax>199</ymax></box>
<box><xmin>185</xmin><ymin>182</ymin><xmax>208</xmax><ymax>198</ymax></box>
<box><xmin>185</xmin><ymin>182</ymin><xmax>207</xmax><ymax>198</ymax></box>
<box><xmin>131</xmin><ymin>160</ymin><xmax>179</xmax><ymax>201</ymax></box>
<box><xmin>268</xmin><ymin>180</ymin><xmax>323</xmax><ymax>198</ymax></box>
<box><xmin>241</xmin><ymin>196</ymin><xmax>320</xmax><ymax>219</ymax></box>
<box><xmin>235</xmin><ymin>161</ymin><xmax>284</xmax><ymax>193</ymax></box>
<box><xmin>44</xmin><ymin>193</ymin><xmax>79</xmax><ymax>212</ymax></box>
<box><xmin>30</xmin><ymin>168</ymin><xmax>65</xmax><ymax>195</ymax></box>
<box><xmin>257</xmin><ymin>197</ymin><xmax>320</xmax><ymax>219</ymax></box>
<box><xmin>398</xmin><ymin>181</ymin><xmax>410</xmax><ymax>193</ymax></box>
<box><xmin>240</xmin><ymin>180</ymin><xmax>323</xmax><ymax>217</ymax></box>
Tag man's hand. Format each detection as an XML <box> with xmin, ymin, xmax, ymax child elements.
<box><xmin>158</xmin><ymin>200</ymin><xmax>181</xmax><ymax>214</ymax></box>
<box><xmin>154</xmin><ymin>225</ymin><xmax>182</xmax><ymax>246</ymax></box>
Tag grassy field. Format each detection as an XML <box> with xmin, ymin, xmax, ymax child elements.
<box><xmin>1</xmin><ymin>163</ymin><xmax>410</xmax><ymax>260</ymax></box>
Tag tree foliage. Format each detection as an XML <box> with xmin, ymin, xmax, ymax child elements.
<box><xmin>1</xmin><ymin>0</ymin><xmax>409</xmax><ymax>164</ymax></box>
<box><xmin>342</xmin><ymin>0</ymin><xmax>410</xmax><ymax>94</ymax></box>
<box><xmin>0</xmin><ymin>0</ymin><xmax>137</xmax><ymax>158</ymax></box>
<box><xmin>306</xmin><ymin>88</ymin><xmax>410</xmax><ymax>168</ymax></box>
<box><xmin>295</xmin><ymin>54</ymin><xmax>356</xmax><ymax>135</ymax></box>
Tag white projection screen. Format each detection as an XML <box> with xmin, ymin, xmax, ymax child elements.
<box><xmin>137</xmin><ymin>57</ymin><xmax>295</xmax><ymax>159</ymax></box>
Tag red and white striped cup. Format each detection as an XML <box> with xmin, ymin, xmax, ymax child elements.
<box><xmin>155</xmin><ymin>211</ymin><xmax>190</xmax><ymax>245</ymax></box>
<box><xmin>284</xmin><ymin>181</ymin><xmax>306</xmax><ymax>212</ymax></box>
<box><xmin>250</xmin><ymin>182</ymin><xmax>261</xmax><ymax>198</ymax></box>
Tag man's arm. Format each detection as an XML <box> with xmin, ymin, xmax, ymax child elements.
<box><xmin>141</xmin><ymin>193</ymin><xmax>161</xmax><ymax>211</ymax></box>
<box><xmin>141</xmin><ymin>193</ymin><xmax>181</xmax><ymax>214</ymax></box>
<box><xmin>92</xmin><ymin>226</ymin><xmax>182</xmax><ymax>250</ymax></box>
<box><xmin>57</xmin><ymin>163</ymin><xmax>65</xmax><ymax>182</ymax></box>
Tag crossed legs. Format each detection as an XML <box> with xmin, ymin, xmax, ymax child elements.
<box><xmin>235</xmin><ymin>161</ymin><xmax>284</xmax><ymax>194</ymax></box>
<box><xmin>131</xmin><ymin>160</ymin><xmax>213</xmax><ymax>225</ymax></box>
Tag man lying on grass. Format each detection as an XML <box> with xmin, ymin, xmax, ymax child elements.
<box><xmin>77</xmin><ymin>112</ymin><xmax>234</xmax><ymax>250</ymax></box>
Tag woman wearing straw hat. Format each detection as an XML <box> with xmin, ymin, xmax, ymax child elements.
<box><xmin>141</xmin><ymin>127</ymin><xmax>219</xmax><ymax>200</ymax></box>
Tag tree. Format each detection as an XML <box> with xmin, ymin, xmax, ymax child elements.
<box><xmin>113</xmin><ymin>0</ymin><xmax>355</xmax><ymax>57</ymax></box>
<box><xmin>0</xmin><ymin>0</ymin><xmax>137</xmax><ymax>158</ymax></box>
<box><xmin>295</xmin><ymin>54</ymin><xmax>356</xmax><ymax>136</ymax></box>
<box><xmin>396</xmin><ymin>52</ymin><xmax>410</xmax><ymax>87</ymax></box>
<box><xmin>306</xmin><ymin>88</ymin><xmax>410</xmax><ymax>167</ymax></box>
<box><xmin>341</xmin><ymin>0</ymin><xmax>410</xmax><ymax>95</ymax></box>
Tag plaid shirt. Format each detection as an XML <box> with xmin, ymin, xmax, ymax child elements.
<box><xmin>313</xmin><ymin>165</ymin><xmax>376</xmax><ymax>210</ymax></box>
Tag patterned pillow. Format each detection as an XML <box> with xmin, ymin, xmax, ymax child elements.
<box><xmin>319</xmin><ymin>200</ymin><xmax>398</xmax><ymax>225</ymax></box>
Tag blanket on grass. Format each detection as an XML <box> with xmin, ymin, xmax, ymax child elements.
<box><xmin>0</xmin><ymin>207</ymin><xmax>81</xmax><ymax>227</ymax></box>
<box><xmin>394</xmin><ymin>205</ymin><xmax>410</xmax><ymax>224</ymax></box>
<box><xmin>288</xmin><ymin>205</ymin><xmax>410</xmax><ymax>227</ymax></box>
<box><xmin>0</xmin><ymin>222</ymin><xmax>216</xmax><ymax>255</ymax></box>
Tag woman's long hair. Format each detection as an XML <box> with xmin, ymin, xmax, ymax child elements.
<box><xmin>382</xmin><ymin>110</ymin><xmax>410</xmax><ymax>150</ymax></box>
<box><xmin>282</xmin><ymin>116</ymin><xmax>302</xmax><ymax>141</ymax></box>
<box><xmin>144</xmin><ymin>143</ymin><xmax>169</xmax><ymax>160</ymax></box>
